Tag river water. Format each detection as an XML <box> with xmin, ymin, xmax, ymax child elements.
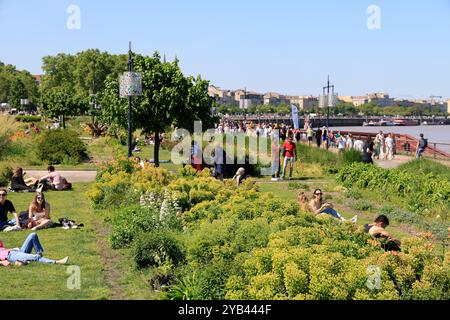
<box><xmin>329</xmin><ymin>125</ymin><xmax>450</xmax><ymax>153</ymax></box>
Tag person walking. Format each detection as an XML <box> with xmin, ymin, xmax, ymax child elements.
<box><xmin>337</xmin><ymin>134</ymin><xmax>346</xmax><ymax>154</ymax></box>
<box><xmin>362</xmin><ymin>137</ymin><xmax>375</xmax><ymax>164</ymax></box>
<box><xmin>315</xmin><ymin>127</ymin><xmax>322</xmax><ymax>148</ymax></box>
<box><xmin>385</xmin><ymin>134</ymin><xmax>395</xmax><ymax>160</ymax></box>
<box><xmin>307</xmin><ymin>126</ymin><xmax>314</xmax><ymax>146</ymax></box>
<box><xmin>416</xmin><ymin>134</ymin><xmax>428</xmax><ymax>159</ymax></box>
<box><xmin>271</xmin><ymin>130</ymin><xmax>281</xmax><ymax>181</ymax></box>
<box><xmin>281</xmin><ymin>136</ymin><xmax>297</xmax><ymax>180</ymax></box>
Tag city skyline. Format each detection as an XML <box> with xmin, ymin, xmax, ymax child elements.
<box><xmin>1</xmin><ymin>0</ymin><xmax>449</xmax><ymax>99</ymax></box>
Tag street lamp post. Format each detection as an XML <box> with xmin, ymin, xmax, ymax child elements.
<box><xmin>119</xmin><ymin>42</ymin><xmax>142</xmax><ymax>158</ymax></box>
<box><xmin>322</xmin><ymin>76</ymin><xmax>335</xmax><ymax>128</ymax></box>
<box><xmin>127</xmin><ymin>46</ymin><xmax>133</xmax><ymax>158</ymax></box>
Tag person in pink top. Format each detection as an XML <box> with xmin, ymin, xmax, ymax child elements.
<box><xmin>0</xmin><ymin>233</ymin><xmax>68</xmax><ymax>266</ymax></box>
<box><xmin>39</xmin><ymin>166</ymin><xmax>65</xmax><ymax>191</ymax></box>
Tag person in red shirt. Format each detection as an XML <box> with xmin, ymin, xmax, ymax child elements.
<box><xmin>281</xmin><ymin>136</ymin><xmax>297</xmax><ymax>179</ymax></box>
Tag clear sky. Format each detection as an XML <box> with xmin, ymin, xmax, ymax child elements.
<box><xmin>1</xmin><ymin>0</ymin><xmax>449</xmax><ymax>99</ymax></box>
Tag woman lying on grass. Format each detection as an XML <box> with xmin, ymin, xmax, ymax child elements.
<box><xmin>0</xmin><ymin>233</ymin><xmax>68</xmax><ymax>266</ymax></box>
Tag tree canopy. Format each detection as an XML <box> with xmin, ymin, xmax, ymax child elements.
<box><xmin>99</xmin><ymin>52</ymin><xmax>217</xmax><ymax>165</ymax></box>
<box><xmin>0</xmin><ymin>61</ymin><xmax>39</xmax><ymax>109</ymax></box>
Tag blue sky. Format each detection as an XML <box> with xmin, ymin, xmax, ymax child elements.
<box><xmin>1</xmin><ymin>0</ymin><xmax>449</xmax><ymax>99</ymax></box>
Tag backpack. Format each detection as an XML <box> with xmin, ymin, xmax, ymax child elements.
<box><xmin>420</xmin><ymin>139</ymin><xmax>428</xmax><ymax>149</ymax></box>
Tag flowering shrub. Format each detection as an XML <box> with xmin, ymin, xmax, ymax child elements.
<box><xmin>96</xmin><ymin>157</ymin><xmax>138</xmax><ymax>182</ymax></box>
<box><xmin>92</xmin><ymin>156</ymin><xmax>449</xmax><ymax>300</ymax></box>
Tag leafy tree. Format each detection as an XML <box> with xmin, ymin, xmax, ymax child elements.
<box><xmin>0</xmin><ymin>61</ymin><xmax>39</xmax><ymax>109</ymax></box>
<box><xmin>40</xmin><ymin>51</ymin><xmax>127</xmax><ymax>118</ymax></box>
<box><xmin>39</xmin><ymin>86</ymin><xmax>88</xmax><ymax>128</ymax></box>
<box><xmin>100</xmin><ymin>52</ymin><xmax>217</xmax><ymax>166</ymax></box>
<box><xmin>8</xmin><ymin>78</ymin><xmax>27</xmax><ymax>109</ymax></box>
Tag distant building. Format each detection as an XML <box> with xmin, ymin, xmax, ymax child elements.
<box><xmin>393</xmin><ymin>99</ymin><xmax>415</xmax><ymax>107</ymax></box>
<box><xmin>338</xmin><ymin>96</ymin><xmax>353</xmax><ymax>104</ymax></box>
<box><xmin>351</xmin><ymin>96</ymin><xmax>369</xmax><ymax>107</ymax></box>
<box><xmin>350</xmin><ymin>93</ymin><xmax>393</xmax><ymax>107</ymax></box>
<box><xmin>264</xmin><ymin>92</ymin><xmax>290</xmax><ymax>106</ymax></box>
<box><xmin>208</xmin><ymin>86</ymin><xmax>238</xmax><ymax>106</ymax></box>
<box><xmin>367</xmin><ymin>93</ymin><xmax>394</xmax><ymax>107</ymax></box>
<box><xmin>447</xmin><ymin>99</ymin><xmax>450</xmax><ymax>115</ymax></box>
<box><xmin>240</xmin><ymin>92</ymin><xmax>264</xmax><ymax>109</ymax></box>
<box><xmin>287</xmin><ymin>95</ymin><xmax>318</xmax><ymax>110</ymax></box>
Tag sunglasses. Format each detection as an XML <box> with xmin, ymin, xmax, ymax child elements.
<box><xmin>315</xmin><ymin>193</ymin><xmax>323</xmax><ymax>196</ymax></box>
<box><xmin>0</xmin><ymin>193</ymin><xmax>7</xmax><ymax>196</ymax></box>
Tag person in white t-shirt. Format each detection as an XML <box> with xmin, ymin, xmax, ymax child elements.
<box><xmin>338</xmin><ymin>135</ymin><xmax>346</xmax><ymax>153</ymax></box>
<box><xmin>385</xmin><ymin>134</ymin><xmax>395</xmax><ymax>160</ymax></box>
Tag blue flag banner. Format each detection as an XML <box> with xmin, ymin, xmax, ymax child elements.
<box><xmin>292</xmin><ymin>104</ymin><xmax>299</xmax><ymax>129</ymax></box>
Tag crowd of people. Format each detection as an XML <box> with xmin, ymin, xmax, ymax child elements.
<box><xmin>215</xmin><ymin>119</ymin><xmax>424</xmax><ymax>165</ymax></box>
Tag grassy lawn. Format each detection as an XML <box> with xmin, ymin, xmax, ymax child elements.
<box><xmin>0</xmin><ymin>183</ymin><xmax>110</xmax><ymax>300</ymax></box>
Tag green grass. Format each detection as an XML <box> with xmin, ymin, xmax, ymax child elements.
<box><xmin>0</xmin><ymin>183</ymin><xmax>110</xmax><ymax>300</ymax></box>
<box><xmin>397</xmin><ymin>159</ymin><xmax>450</xmax><ymax>180</ymax></box>
<box><xmin>296</xmin><ymin>143</ymin><xmax>338</xmax><ymax>166</ymax></box>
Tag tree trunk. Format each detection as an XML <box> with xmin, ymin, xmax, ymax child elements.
<box><xmin>154</xmin><ymin>131</ymin><xmax>160</xmax><ymax>167</ymax></box>
<box><xmin>62</xmin><ymin>114</ymin><xmax>66</xmax><ymax>129</ymax></box>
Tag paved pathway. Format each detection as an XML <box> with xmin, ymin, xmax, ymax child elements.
<box><xmin>24</xmin><ymin>170</ymin><xmax>97</xmax><ymax>183</ymax></box>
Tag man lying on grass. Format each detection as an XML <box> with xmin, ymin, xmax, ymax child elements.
<box><xmin>0</xmin><ymin>232</ymin><xmax>68</xmax><ymax>266</ymax></box>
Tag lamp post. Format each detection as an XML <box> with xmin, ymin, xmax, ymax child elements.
<box><xmin>322</xmin><ymin>76</ymin><xmax>335</xmax><ymax>128</ymax></box>
<box><xmin>120</xmin><ymin>42</ymin><xmax>142</xmax><ymax>158</ymax></box>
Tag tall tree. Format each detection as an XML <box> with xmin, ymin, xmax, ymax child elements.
<box><xmin>8</xmin><ymin>78</ymin><xmax>26</xmax><ymax>109</ymax></box>
<box><xmin>39</xmin><ymin>86</ymin><xmax>87</xmax><ymax>128</ymax></box>
<box><xmin>0</xmin><ymin>62</ymin><xmax>39</xmax><ymax>108</ymax></box>
<box><xmin>100</xmin><ymin>52</ymin><xmax>217</xmax><ymax>166</ymax></box>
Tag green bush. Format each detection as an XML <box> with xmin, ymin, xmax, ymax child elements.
<box><xmin>35</xmin><ymin>129</ymin><xmax>87</xmax><ymax>164</ymax></box>
<box><xmin>350</xmin><ymin>199</ymin><xmax>373</xmax><ymax>212</ymax></box>
<box><xmin>15</xmin><ymin>115</ymin><xmax>42</xmax><ymax>123</ymax></box>
<box><xmin>340</xmin><ymin>149</ymin><xmax>363</xmax><ymax>166</ymax></box>
<box><xmin>134</xmin><ymin>231</ymin><xmax>185</xmax><ymax>270</ymax></box>
<box><xmin>0</xmin><ymin>164</ymin><xmax>13</xmax><ymax>187</ymax></box>
<box><xmin>109</xmin><ymin>205</ymin><xmax>159</xmax><ymax>249</ymax></box>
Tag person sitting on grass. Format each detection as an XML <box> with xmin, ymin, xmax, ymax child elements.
<box><xmin>309</xmin><ymin>189</ymin><xmax>358</xmax><ymax>223</ymax></box>
<box><xmin>26</xmin><ymin>192</ymin><xmax>53</xmax><ymax>231</ymax></box>
<box><xmin>10</xmin><ymin>167</ymin><xmax>38</xmax><ymax>192</ymax></box>
<box><xmin>298</xmin><ymin>192</ymin><xmax>311</xmax><ymax>213</ymax></box>
<box><xmin>0</xmin><ymin>232</ymin><xmax>68</xmax><ymax>266</ymax></box>
<box><xmin>39</xmin><ymin>166</ymin><xmax>72</xmax><ymax>191</ymax></box>
<box><xmin>0</xmin><ymin>189</ymin><xmax>21</xmax><ymax>232</ymax></box>
<box><xmin>364</xmin><ymin>215</ymin><xmax>401</xmax><ymax>252</ymax></box>
<box><xmin>232</xmin><ymin>167</ymin><xmax>247</xmax><ymax>186</ymax></box>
